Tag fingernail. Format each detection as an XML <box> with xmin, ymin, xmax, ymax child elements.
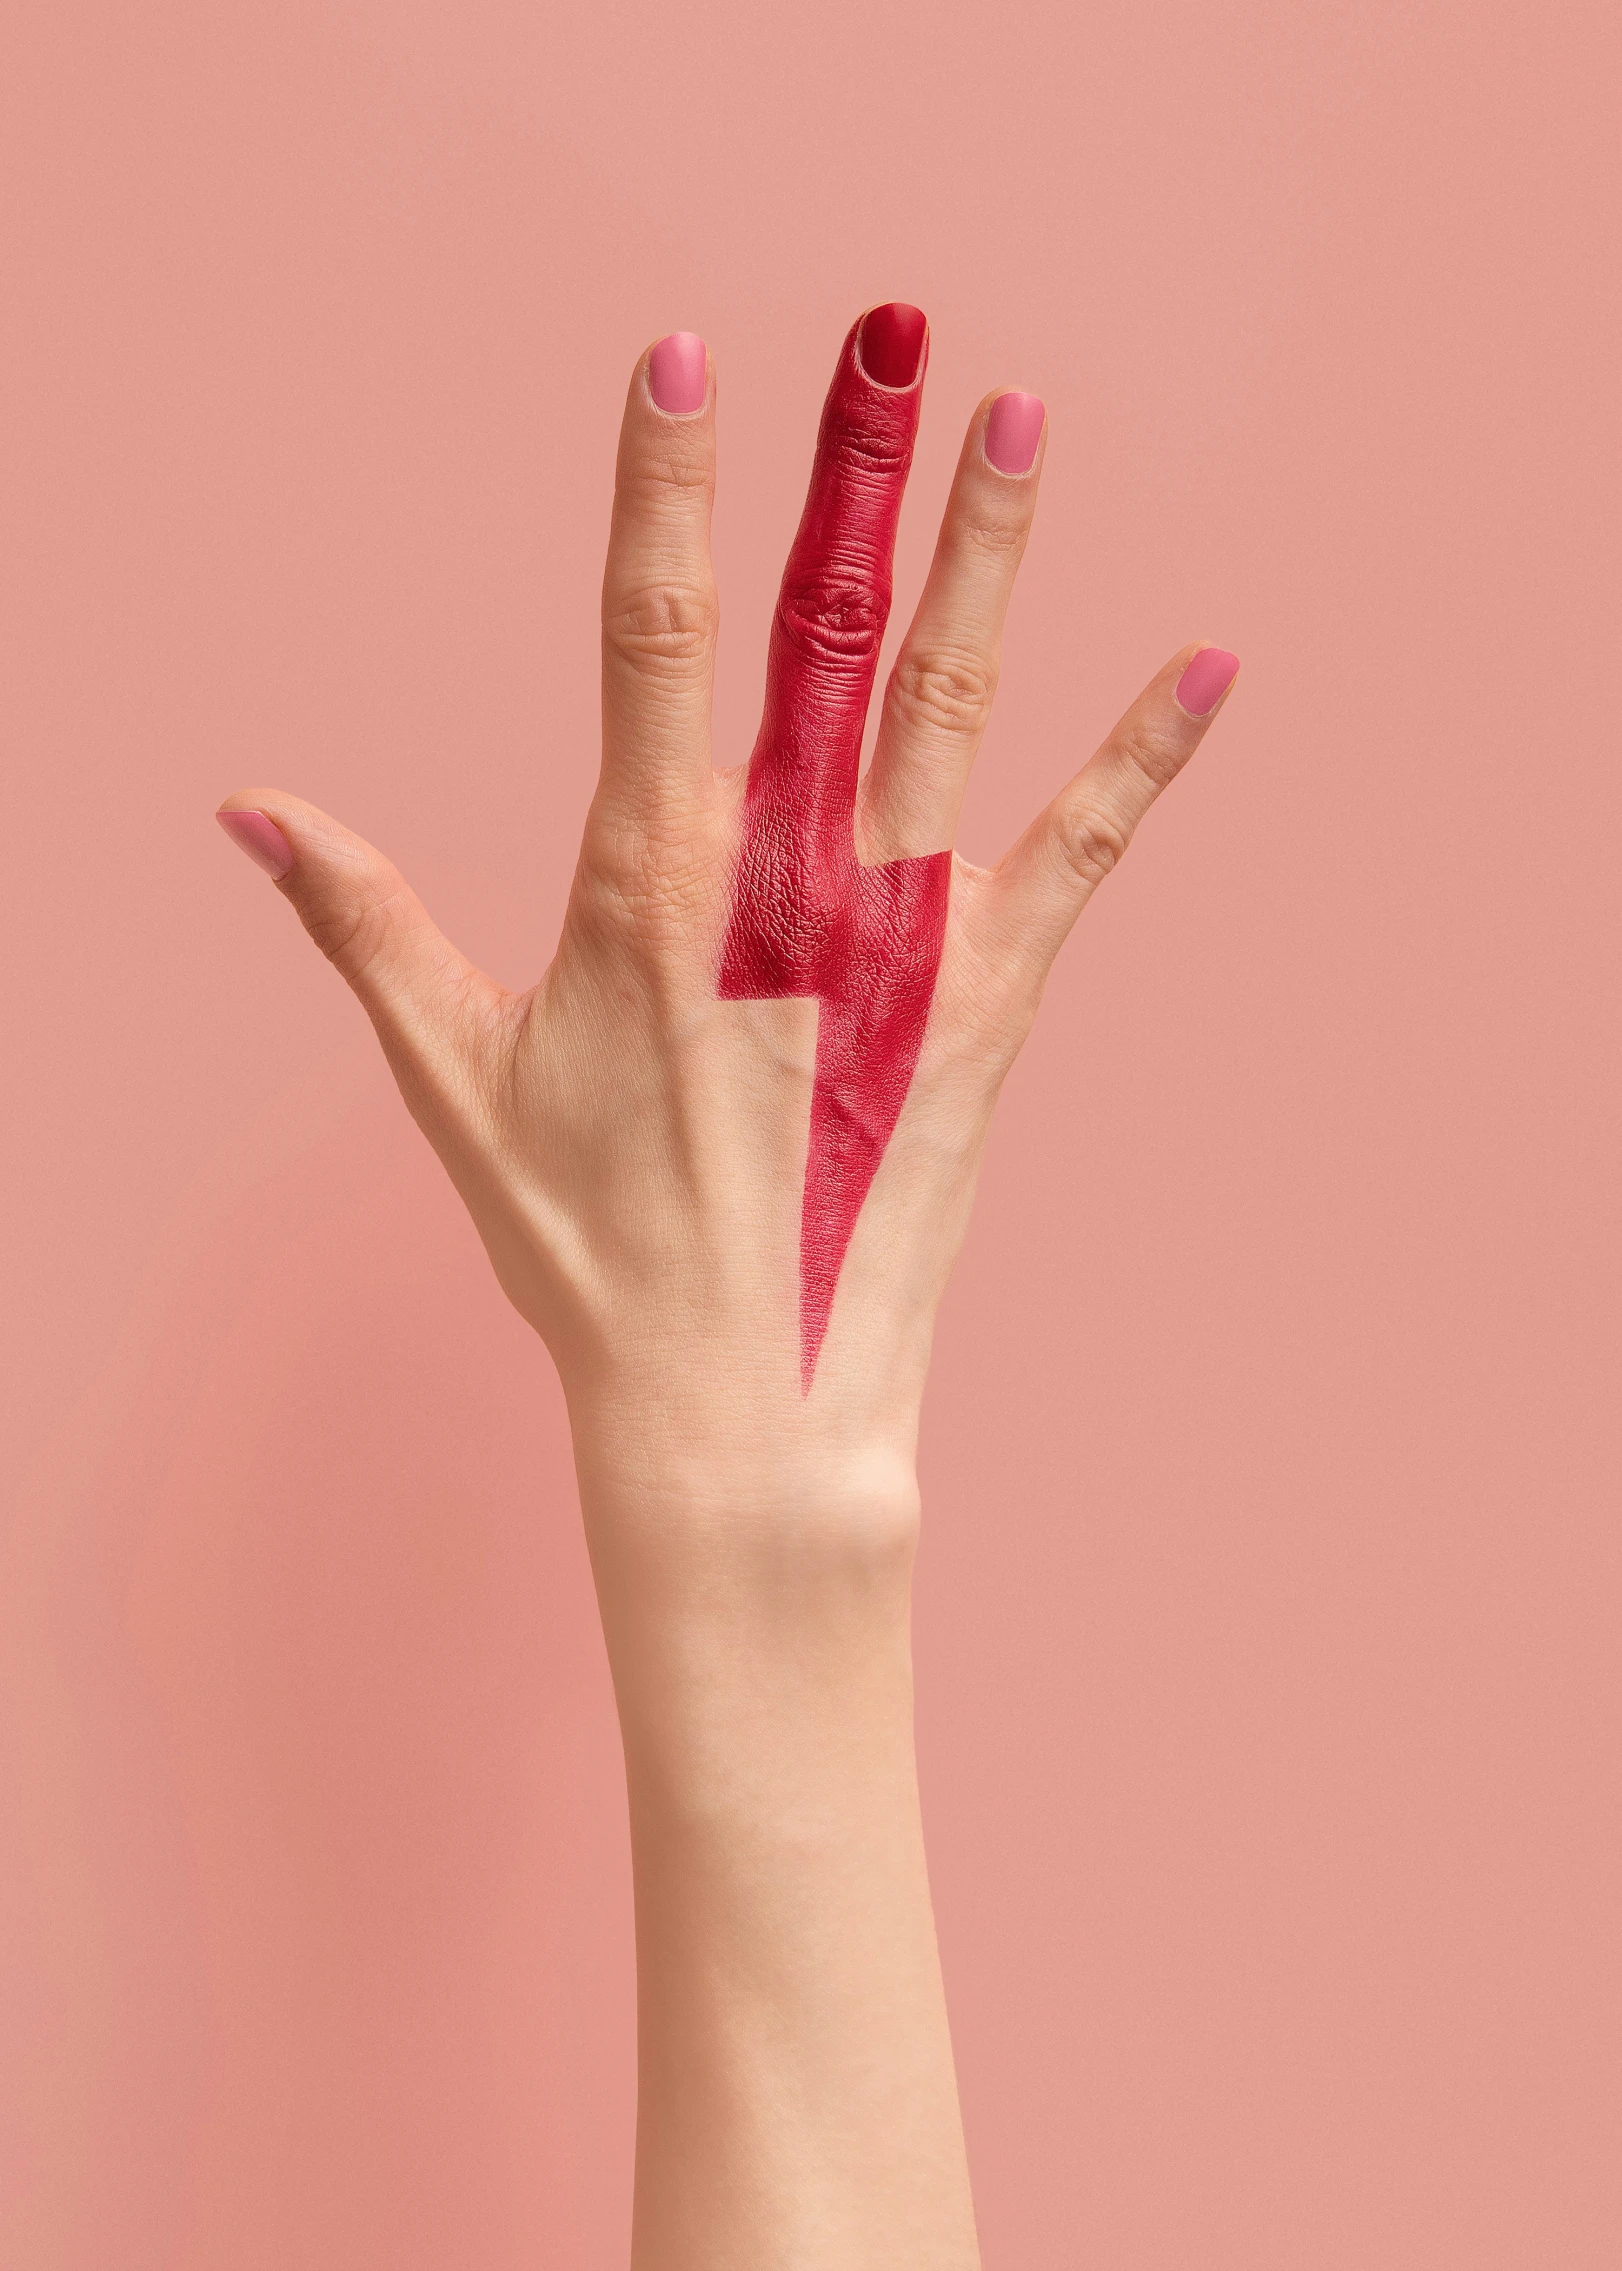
<box><xmin>217</xmin><ymin>808</ymin><xmax>294</xmax><ymax>879</ymax></box>
<box><xmin>985</xmin><ymin>391</ymin><xmax>1045</xmax><ymax>475</ymax></box>
<box><xmin>858</xmin><ymin>302</ymin><xmax>927</xmax><ymax>389</ymax></box>
<box><xmin>1174</xmin><ymin>648</ymin><xmax>1240</xmax><ymax>717</ymax></box>
<box><xmin>648</xmin><ymin>332</ymin><xmax>707</xmax><ymax>415</ymax></box>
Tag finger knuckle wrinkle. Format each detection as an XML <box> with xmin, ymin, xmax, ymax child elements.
<box><xmin>1115</xmin><ymin>718</ymin><xmax>1184</xmax><ymax>792</ymax></box>
<box><xmin>622</xmin><ymin>446</ymin><xmax>711</xmax><ymax>499</ymax></box>
<box><xmin>958</xmin><ymin>509</ymin><xmax>1024</xmax><ymax>558</ymax></box>
<box><xmin>889</xmin><ymin>649</ymin><xmax>996</xmax><ymax>740</ymax></box>
<box><xmin>604</xmin><ymin>581</ymin><xmax>719</xmax><ymax>672</ymax></box>
<box><xmin>582</xmin><ymin>824</ymin><xmax>716</xmax><ymax>951</ymax></box>
<box><xmin>824</xmin><ymin>402</ymin><xmax>912</xmax><ymax>477</ymax></box>
<box><xmin>1057</xmin><ymin>803</ymin><xmax>1130</xmax><ymax>886</ymax></box>
<box><xmin>306</xmin><ymin>891</ymin><xmax>395</xmax><ymax>981</ymax></box>
<box><xmin>779</xmin><ymin>573</ymin><xmax>882</xmax><ymax>667</ymax></box>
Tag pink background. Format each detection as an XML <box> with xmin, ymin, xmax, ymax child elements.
<box><xmin>3</xmin><ymin>2</ymin><xmax>1618</xmax><ymax>2263</ymax></box>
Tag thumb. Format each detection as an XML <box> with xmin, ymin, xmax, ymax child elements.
<box><xmin>215</xmin><ymin>790</ymin><xmax>501</xmax><ymax>1053</ymax></box>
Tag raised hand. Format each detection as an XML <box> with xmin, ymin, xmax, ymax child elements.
<box><xmin>217</xmin><ymin>305</ymin><xmax>1238</xmax><ymax>2267</ymax></box>
<box><xmin>218</xmin><ymin>303</ymin><xmax>1235</xmax><ymax>1463</ymax></box>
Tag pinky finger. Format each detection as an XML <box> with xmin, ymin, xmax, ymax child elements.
<box><xmin>977</xmin><ymin>642</ymin><xmax>1239</xmax><ymax>981</ymax></box>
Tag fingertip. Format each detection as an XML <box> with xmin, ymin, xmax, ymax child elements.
<box><xmin>858</xmin><ymin>303</ymin><xmax>928</xmax><ymax>390</ymax></box>
<box><xmin>1173</xmin><ymin>647</ymin><xmax>1240</xmax><ymax>719</ymax></box>
<box><xmin>216</xmin><ymin>805</ymin><xmax>294</xmax><ymax>881</ymax></box>
<box><xmin>647</xmin><ymin>331</ymin><xmax>709</xmax><ymax>416</ymax></box>
<box><xmin>984</xmin><ymin>391</ymin><xmax>1046</xmax><ymax>476</ymax></box>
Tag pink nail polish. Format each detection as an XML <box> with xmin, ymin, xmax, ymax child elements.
<box><xmin>858</xmin><ymin>303</ymin><xmax>927</xmax><ymax>389</ymax></box>
<box><xmin>648</xmin><ymin>332</ymin><xmax>707</xmax><ymax>414</ymax></box>
<box><xmin>1174</xmin><ymin>648</ymin><xmax>1240</xmax><ymax>717</ymax></box>
<box><xmin>985</xmin><ymin>391</ymin><xmax>1045</xmax><ymax>475</ymax></box>
<box><xmin>217</xmin><ymin>808</ymin><xmax>294</xmax><ymax>879</ymax></box>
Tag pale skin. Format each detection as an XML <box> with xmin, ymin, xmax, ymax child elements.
<box><xmin>218</xmin><ymin>311</ymin><xmax>1237</xmax><ymax>2268</ymax></box>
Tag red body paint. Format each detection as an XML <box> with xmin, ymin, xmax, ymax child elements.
<box><xmin>721</xmin><ymin>309</ymin><xmax>950</xmax><ymax>1386</ymax></box>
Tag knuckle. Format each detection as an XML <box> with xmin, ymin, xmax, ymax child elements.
<box><xmin>887</xmin><ymin>647</ymin><xmax>998</xmax><ymax>743</ymax></box>
<box><xmin>1054</xmin><ymin>800</ymin><xmax>1131</xmax><ymax>888</ymax></box>
<box><xmin>824</xmin><ymin>395</ymin><xmax>912</xmax><ymax>477</ymax></box>
<box><xmin>778</xmin><ymin>570</ymin><xmax>883</xmax><ymax>668</ymax></box>
<box><xmin>1113</xmin><ymin>715</ymin><xmax>1186</xmax><ymax>794</ymax></box>
<box><xmin>581</xmin><ymin>807</ymin><xmax>718</xmax><ymax>937</ymax></box>
<box><xmin>620</xmin><ymin>445</ymin><xmax>712</xmax><ymax>499</ymax></box>
<box><xmin>955</xmin><ymin>506</ymin><xmax>1025</xmax><ymax>559</ymax></box>
<box><xmin>603</xmin><ymin>579</ymin><xmax>720</xmax><ymax>675</ymax></box>
<box><xmin>303</xmin><ymin>881</ymin><xmax>401</xmax><ymax>983</ymax></box>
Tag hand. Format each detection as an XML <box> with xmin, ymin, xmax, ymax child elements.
<box><xmin>217</xmin><ymin>305</ymin><xmax>1237</xmax><ymax>1538</ymax></box>
<box><xmin>217</xmin><ymin>305</ymin><xmax>1238</xmax><ymax>2268</ymax></box>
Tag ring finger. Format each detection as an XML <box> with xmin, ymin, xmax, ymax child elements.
<box><xmin>857</xmin><ymin>388</ymin><xmax>1046</xmax><ymax>863</ymax></box>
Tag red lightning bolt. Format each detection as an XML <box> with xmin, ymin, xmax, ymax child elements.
<box><xmin>720</xmin><ymin>307</ymin><xmax>950</xmax><ymax>1389</ymax></box>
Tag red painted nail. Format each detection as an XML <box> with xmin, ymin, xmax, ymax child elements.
<box><xmin>985</xmin><ymin>391</ymin><xmax>1045</xmax><ymax>474</ymax></box>
<box><xmin>858</xmin><ymin>302</ymin><xmax>927</xmax><ymax>389</ymax></box>
<box><xmin>648</xmin><ymin>332</ymin><xmax>707</xmax><ymax>414</ymax></box>
<box><xmin>217</xmin><ymin>808</ymin><xmax>294</xmax><ymax>879</ymax></box>
<box><xmin>1174</xmin><ymin>648</ymin><xmax>1240</xmax><ymax>717</ymax></box>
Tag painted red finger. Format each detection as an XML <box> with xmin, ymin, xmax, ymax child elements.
<box><xmin>741</xmin><ymin>303</ymin><xmax>927</xmax><ymax>889</ymax></box>
<box><xmin>721</xmin><ymin>306</ymin><xmax>951</xmax><ymax>1387</ymax></box>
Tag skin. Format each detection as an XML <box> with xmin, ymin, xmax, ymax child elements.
<box><xmin>719</xmin><ymin>310</ymin><xmax>949</xmax><ymax>1384</ymax></box>
<box><xmin>219</xmin><ymin>306</ymin><xmax>1237</xmax><ymax>2268</ymax></box>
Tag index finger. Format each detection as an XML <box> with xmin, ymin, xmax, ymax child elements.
<box><xmin>598</xmin><ymin>331</ymin><xmax>719</xmax><ymax>822</ymax></box>
<box><xmin>746</xmin><ymin>303</ymin><xmax>929</xmax><ymax>852</ymax></box>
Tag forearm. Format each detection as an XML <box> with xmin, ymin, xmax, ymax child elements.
<box><xmin>583</xmin><ymin>1470</ymin><xmax>980</xmax><ymax>2269</ymax></box>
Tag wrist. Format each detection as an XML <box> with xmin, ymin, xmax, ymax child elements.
<box><xmin>568</xmin><ymin>1392</ymin><xmax>922</xmax><ymax>1585</ymax></box>
<box><xmin>556</xmin><ymin>1332</ymin><xmax>927</xmax><ymax>1522</ymax></box>
<box><xmin>611</xmin><ymin>1574</ymin><xmax>919</xmax><ymax>1858</ymax></box>
<box><xmin>580</xmin><ymin>1471</ymin><xmax>919</xmax><ymax>1786</ymax></box>
<box><xmin>585</xmin><ymin>1468</ymin><xmax>919</xmax><ymax>1672</ymax></box>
